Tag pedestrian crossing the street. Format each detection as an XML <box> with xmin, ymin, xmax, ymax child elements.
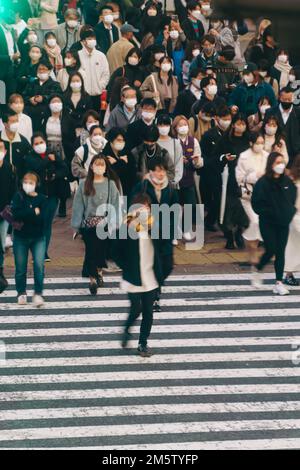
<box><xmin>0</xmin><ymin>274</ymin><xmax>300</xmax><ymax>449</ymax></box>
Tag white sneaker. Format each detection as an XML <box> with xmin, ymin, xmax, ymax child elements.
<box><xmin>18</xmin><ymin>295</ymin><xmax>27</xmax><ymax>305</ymax></box>
<box><xmin>5</xmin><ymin>235</ymin><xmax>13</xmax><ymax>249</ymax></box>
<box><xmin>33</xmin><ymin>295</ymin><xmax>45</xmax><ymax>308</ymax></box>
<box><xmin>183</xmin><ymin>232</ymin><xmax>193</xmax><ymax>241</ymax></box>
<box><xmin>251</xmin><ymin>268</ymin><xmax>263</xmax><ymax>288</ymax></box>
<box><xmin>172</xmin><ymin>240</ymin><xmax>179</xmax><ymax>246</ymax></box>
<box><xmin>103</xmin><ymin>261</ymin><xmax>122</xmax><ymax>273</ymax></box>
<box><xmin>273</xmin><ymin>282</ymin><xmax>289</xmax><ymax>296</ymax></box>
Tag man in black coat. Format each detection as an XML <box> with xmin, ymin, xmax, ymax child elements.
<box><xmin>265</xmin><ymin>87</ymin><xmax>300</xmax><ymax>168</ymax></box>
<box><xmin>23</xmin><ymin>60</ymin><xmax>62</xmax><ymax>131</ymax></box>
<box><xmin>95</xmin><ymin>5</ymin><xmax>120</xmax><ymax>54</ymax></box>
<box><xmin>0</xmin><ymin>109</ymin><xmax>32</xmax><ymax>184</ymax></box>
<box><xmin>174</xmin><ymin>68</ymin><xmax>203</xmax><ymax>118</ymax></box>
<box><xmin>200</xmin><ymin>106</ymin><xmax>232</xmax><ymax>231</ymax></box>
<box><xmin>126</xmin><ymin>98</ymin><xmax>158</xmax><ymax>151</ymax></box>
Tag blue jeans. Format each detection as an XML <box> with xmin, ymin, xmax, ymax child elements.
<box><xmin>45</xmin><ymin>196</ymin><xmax>59</xmax><ymax>255</ymax></box>
<box><xmin>13</xmin><ymin>235</ymin><xmax>46</xmax><ymax>295</ymax></box>
<box><xmin>0</xmin><ymin>220</ymin><xmax>9</xmax><ymax>268</ymax></box>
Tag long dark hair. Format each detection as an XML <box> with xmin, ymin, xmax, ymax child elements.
<box><xmin>265</xmin><ymin>151</ymin><xmax>284</xmax><ymax>179</ymax></box>
<box><xmin>84</xmin><ymin>154</ymin><xmax>121</xmax><ymax>196</ymax></box>
<box><xmin>158</xmin><ymin>56</ymin><xmax>173</xmax><ymax>86</ymax></box>
<box><xmin>65</xmin><ymin>71</ymin><xmax>88</xmax><ymax>99</ymax></box>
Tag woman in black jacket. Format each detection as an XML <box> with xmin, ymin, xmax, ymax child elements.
<box><xmin>251</xmin><ymin>152</ymin><xmax>297</xmax><ymax>295</ymax></box>
<box><xmin>16</xmin><ymin>45</ymin><xmax>44</xmax><ymax>93</ymax></box>
<box><xmin>113</xmin><ymin>192</ymin><xmax>164</xmax><ymax>358</ymax></box>
<box><xmin>23</xmin><ymin>132</ymin><xmax>69</xmax><ymax>262</ymax></box>
<box><xmin>103</xmin><ymin>128</ymin><xmax>137</xmax><ymax>196</ymax></box>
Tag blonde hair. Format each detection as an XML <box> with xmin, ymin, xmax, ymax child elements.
<box><xmin>171</xmin><ymin>115</ymin><xmax>189</xmax><ymax>138</ymax></box>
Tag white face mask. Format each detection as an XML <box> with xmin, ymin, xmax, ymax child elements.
<box><xmin>91</xmin><ymin>135</ymin><xmax>105</xmax><ymax>148</ymax></box>
<box><xmin>9</xmin><ymin>122</ymin><xmax>19</xmax><ymax>133</ymax></box>
<box><xmin>86</xmin><ymin>39</ymin><xmax>97</xmax><ymax>49</ymax></box>
<box><xmin>207</xmin><ymin>84</ymin><xmax>218</xmax><ymax>96</ymax></box>
<box><xmin>113</xmin><ymin>12</ymin><xmax>119</xmax><ymax>20</ymax></box>
<box><xmin>104</xmin><ymin>14</ymin><xmax>114</xmax><ymax>24</ymax></box>
<box><xmin>154</xmin><ymin>53</ymin><xmax>165</xmax><ymax>61</ymax></box>
<box><xmin>128</xmin><ymin>57</ymin><xmax>139</xmax><ymax>66</ymax></box>
<box><xmin>28</xmin><ymin>34</ymin><xmax>38</xmax><ymax>43</ymax></box>
<box><xmin>38</xmin><ymin>72</ymin><xmax>49</xmax><ymax>81</ymax></box>
<box><xmin>23</xmin><ymin>183</ymin><xmax>36</xmax><ymax>194</ymax></box>
<box><xmin>64</xmin><ymin>57</ymin><xmax>73</xmax><ymax>67</ymax></box>
<box><xmin>70</xmin><ymin>81</ymin><xmax>82</xmax><ymax>91</ymax></box>
<box><xmin>177</xmin><ymin>125</ymin><xmax>189</xmax><ymax>135</ymax></box>
<box><xmin>158</xmin><ymin>126</ymin><xmax>170</xmax><ymax>136</ymax></box>
<box><xmin>234</xmin><ymin>124</ymin><xmax>246</xmax><ymax>134</ymax></box>
<box><xmin>170</xmin><ymin>30</ymin><xmax>179</xmax><ymax>40</ymax></box>
<box><xmin>0</xmin><ymin>151</ymin><xmax>6</xmax><ymax>161</ymax></box>
<box><xmin>142</xmin><ymin>111</ymin><xmax>155</xmax><ymax>121</ymax></box>
<box><xmin>50</xmin><ymin>102</ymin><xmax>63</xmax><ymax>113</ymax></box>
<box><xmin>265</xmin><ymin>125</ymin><xmax>277</xmax><ymax>136</ymax></box>
<box><xmin>34</xmin><ymin>143</ymin><xmax>47</xmax><ymax>154</ymax></box>
<box><xmin>192</xmin><ymin>48</ymin><xmax>200</xmax><ymax>57</ymax></box>
<box><xmin>259</xmin><ymin>71</ymin><xmax>267</xmax><ymax>78</ymax></box>
<box><xmin>67</xmin><ymin>20</ymin><xmax>78</xmax><ymax>29</ymax></box>
<box><xmin>192</xmin><ymin>79</ymin><xmax>201</xmax><ymax>89</ymax></box>
<box><xmin>47</xmin><ymin>38</ymin><xmax>57</xmax><ymax>47</ymax></box>
<box><xmin>87</xmin><ymin>121</ymin><xmax>99</xmax><ymax>131</ymax></box>
<box><xmin>148</xmin><ymin>9</ymin><xmax>157</xmax><ymax>16</ymax></box>
<box><xmin>11</xmin><ymin>103</ymin><xmax>24</xmax><ymax>114</ymax></box>
<box><xmin>125</xmin><ymin>98</ymin><xmax>137</xmax><ymax>108</ymax></box>
<box><xmin>253</xmin><ymin>143</ymin><xmax>264</xmax><ymax>154</ymax></box>
<box><xmin>273</xmin><ymin>163</ymin><xmax>285</xmax><ymax>175</ymax></box>
<box><xmin>113</xmin><ymin>141</ymin><xmax>125</xmax><ymax>151</ymax></box>
<box><xmin>93</xmin><ymin>166</ymin><xmax>105</xmax><ymax>176</ymax></box>
<box><xmin>201</xmin><ymin>115</ymin><xmax>212</xmax><ymax>122</ymax></box>
<box><xmin>30</xmin><ymin>52</ymin><xmax>41</xmax><ymax>61</ymax></box>
<box><xmin>289</xmin><ymin>74</ymin><xmax>296</xmax><ymax>83</ymax></box>
<box><xmin>161</xmin><ymin>63</ymin><xmax>172</xmax><ymax>73</ymax></box>
<box><xmin>192</xmin><ymin>10</ymin><xmax>202</xmax><ymax>20</ymax></box>
<box><xmin>278</xmin><ymin>54</ymin><xmax>288</xmax><ymax>64</ymax></box>
<box><xmin>260</xmin><ymin>104</ymin><xmax>271</xmax><ymax>115</ymax></box>
<box><xmin>218</xmin><ymin>119</ymin><xmax>231</xmax><ymax>131</ymax></box>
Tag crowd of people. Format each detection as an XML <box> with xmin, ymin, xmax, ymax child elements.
<box><xmin>0</xmin><ymin>0</ymin><xmax>300</xmax><ymax>356</ymax></box>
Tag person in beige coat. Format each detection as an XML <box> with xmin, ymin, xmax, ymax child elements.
<box><xmin>106</xmin><ymin>24</ymin><xmax>137</xmax><ymax>74</ymax></box>
<box><xmin>39</xmin><ymin>0</ymin><xmax>59</xmax><ymax>33</ymax></box>
<box><xmin>140</xmin><ymin>56</ymin><xmax>179</xmax><ymax>114</ymax></box>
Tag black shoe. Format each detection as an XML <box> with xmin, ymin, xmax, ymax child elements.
<box><xmin>225</xmin><ymin>240</ymin><xmax>235</xmax><ymax>250</ymax></box>
<box><xmin>284</xmin><ymin>275</ymin><xmax>299</xmax><ymax>286</ymax></box>
<box><xmin>235</xmin><ymin>231</ymin><xmax>245</xmax><ymax>249</ymax></box>
<box><xmin>153</xmin><ymin>300</ymin><xmax>161</xmax><ymax>312</ymax></box>
<box><xmin>45</xmin><ymin>254</ymin><xmax>51</xmax><ymax>263</ymax></box>
<box><xmin>0</xmin><ymin>268</ymin><xmax>8</xmax><ymax>293</ymax></box>
<box><xmin>121</xmin><ymin>330</ymin><xmax>131</xmax><ymax>348</ymax></box>
<box><xmin>96</xmin><ymin>272</ymin><xmax>104</xmax><ymax>288</ymax></box>
<box><xmin>89</xmin><ymin>281</ymin><xmax>98</xmax><ymax>295</ymax></box>
<box><xmin>137</xmin><ymin>344</ymin><xmax>153</xmax><ymax>358</ymax></box>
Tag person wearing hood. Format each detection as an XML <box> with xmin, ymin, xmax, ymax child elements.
<box><xmin>106</xmin><ymin>86</ymin><xmax>139</xmax><ymax>132</ymax></box>
<box><xmin>72</xmin><ymin>125</ymin><xmax>107</xmax><ymax>180</ymax></box>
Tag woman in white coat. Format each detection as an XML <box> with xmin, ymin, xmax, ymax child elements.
<box><xmin>285</xmin><ymin>154</ymin><xmax>300</xmax><ymax>286</ymax></box>
<box><xmin>236</xmin><ymin>132</ymin><xmax>269</xmax><ymax>265</ymax></box>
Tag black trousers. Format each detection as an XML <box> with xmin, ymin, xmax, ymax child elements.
<box><xmin>82</xmin><ymin>227</ymin><xmax>107</xmax><ymax>278</ymax></box>
<box><xmin>256</xmin><ymin>220</ymin><xmax>289</xmax><ymax>281</ymax></box>
<box><xmin>125</xmin><ymin>289</ymin><xmax>158</xmax><ymax>347</ymax></box>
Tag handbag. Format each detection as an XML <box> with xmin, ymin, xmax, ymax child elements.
<box><xmin>0</xmin><ymin>205</ymin><xmax>24</xmax><ymax>231</ymax></box>
<box><xmin>240</xmin><ymin>182</ymin><xmax>253</xmax><ymax>201</ymax></box>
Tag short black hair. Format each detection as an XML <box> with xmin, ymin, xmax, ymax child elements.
<box><xmin>2</xmin><ymin>109</ymin><xmax>17</xmax><ymax>123</ymax></box>
<box><xmin>105</xmin><ymin>127</ymin><xmax>126</xmax><ymax>142</ymax></box>
<box><xmin>280</xmin><ymin>86</ymin><xmax>294</xmax><ymax>95</ymax></box>
<box><xmin>143</xmin><ymin>125</ymin><xmax>159</xmax><ymax>142</ymax></box>
<box><xmin>31</xmin><ymin>131</ymin><xmax>46</xmax><ymax>145</ymax></box>
<box><xmin>148</xmin><ymin>156</ymin><xmax>168</xmax><ymax>172</ymax></box>
<box><xmin>81</xmin><ymin>29</ymin><xmax>96</xmax><ymax>41</ymax></box>
<box><xmin>187</xmin><ymin>1</ymin><xmax>200</xmax><ymax>12</ymax></box>
<box><xmin>37</xmin><ymin>59</ymin><xmax>53</xmax><ymax>70</ymax></box>
<box><xmin>141</xmin><ymin>98</ymin><xmax>157</xmax><ymax>109</ymax></box>
<box><xmin>190</xmin><ymin>67</ymin><xmax>203</xmax><ymax>79</ymax></box>
<box><xmin>200</xmin><ymin>76</ymin><xmax>216</xmax><ymax>90</ymax></box>
<box><xmin>156</xmin><ymin>114</ymin><xmax>172</xmax><ymax>126</ymax></box>
<box><xmin>220</xmin><ymin>45</ymin><xmax>235</xmax><ymax>61</ymax></box>
<box><xmin>216</xmin><ymin>106</ymin><xmax>231</xmax><ymax>118</ymax></box>
<box><xmin>99</xmin><ymin>5</ymin><xmax>113</xmax><ymax>14</ymax></box>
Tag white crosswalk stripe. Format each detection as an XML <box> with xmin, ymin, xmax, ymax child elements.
<box><xmin>0</xmin><ymin>274</ymin><xmax>300</xmax><ymax>449</ymax></box>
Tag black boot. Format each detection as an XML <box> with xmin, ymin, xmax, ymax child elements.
<box><xmin>58</xmin><ymin>199</ymin><xmax>67</xmax><ymax>218</ymax></box>
<box><xmin>235</xmin><ymin>229</ymin><xmax>245</xmax><ymax>249</ymax></box>
<box><xmin>0</xmin><ymin>267</ymin><xmax>8</xmax><ymax>293</ymax></box>
<box><xmin>225</xmin><ymin>232</ymin><xmax>235</xmax><ymax>250</ymax></box>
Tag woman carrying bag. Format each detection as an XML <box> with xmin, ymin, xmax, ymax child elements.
<box><xmin>71</xmin><ymin>155</ymin><xmax>121</xmax><ymax>295</ymax></box>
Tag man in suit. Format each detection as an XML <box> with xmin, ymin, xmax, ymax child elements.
<box><xmin>95</xmin><ymin>4</ymin><xmax>120</xmax><ymax>55</ymax></box>
<box><xmin>265</xmin><ymin>87</ymin><xmax>300</xmax><ymax>167</ymax></box>
<box><xmin>0</xmin><ymin>9</ymin><xmax>19</xmax><ymax>99</ymax></box>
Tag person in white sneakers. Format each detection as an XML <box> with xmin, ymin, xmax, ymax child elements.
<box><xmin>251</xmin><ymin>152</ymin><xmax>297</xmax><ymax>295</ymax></box>
<box><xmin>11</xmin><ymin>172</ymin><xmax>48</xmax><ymax>307</ymax></box>
<box><xmin>78</xmin><ymin>30</ymin><xmax>110</xmax><ymax>111</ymax></box>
